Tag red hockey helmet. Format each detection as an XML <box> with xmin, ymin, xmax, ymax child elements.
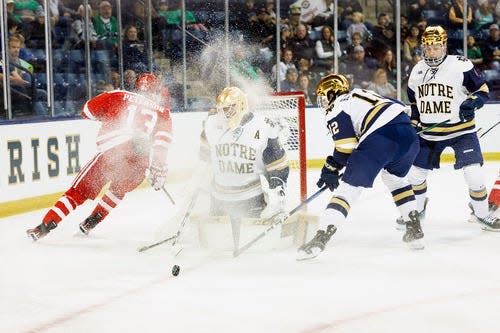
<box><xmin>135</xmin><ymin>73</ymin><xmax>160</xmax><ymax>94</ymax></box>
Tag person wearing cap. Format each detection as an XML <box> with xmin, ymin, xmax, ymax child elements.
<box><xmin>93</xmin><ymin>1</ymin><xmax>119</xmax><ymax>48</ymax></box>
<box><xmin>249</xmin><ymin>6</ymin><xmax>276</xmax><ymax>58</ymax></box>
<box><xmin>344</xmin><ymin>44</ymin><xmax>376</xmax><ymax>89</ymax></box>
<box><xmin>287</xmin><ymin>6</ymin><xmax>303</xmax><ymax>35</ymax></box>
<box><xmin>280</xmin><ymin>67</ymin><xmax>299</xmax><ymax>92</ymax></box>
<box><xmin>480</xmin><ymin>23</ymin><xmax>500</xmax><ymax>69</ymax></box>
<box><xmin>6</xmin><ymin>0</ymin><xmax>22</xmax><ymax>24</ymax></box>
<box><xmin>12</xmin><ymin>0</ymin><xmax>44</xmax><ymax>23</ymax></box>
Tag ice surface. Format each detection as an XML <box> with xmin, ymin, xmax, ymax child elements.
<box><xmin>1</xmin><ymin>163</ymin><xmax>500</xmax><ymax>333</ymax></box>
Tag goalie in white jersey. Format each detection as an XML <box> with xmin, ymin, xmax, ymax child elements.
<box><xmin>199</xmin><ymin>87</ymin><xmax>289</xmax><ymax>243</ymax></box>
<box><xmin>298</xmin><ymin>74</ymin><xmax>423</xmax><ymax>260</ymax></box>
<box><xmin>405</xmin><ymin>25</ymin><xmax>500</xmax><ymax>230</ymax></box>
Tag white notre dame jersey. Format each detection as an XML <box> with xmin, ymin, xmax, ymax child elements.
<box><xmin>408</xmin><ymin>55</ymin><xmax>479</xmax><ymax>141</ymax></box>
<box><xmin>202</xmin><ymin>112</ymin><xmax>285</xmax><ymax>202</ymax></box>
<box><xmin>326</xmin><ymin>88</ymin><xmax>408</xmax><ymax>154</ymax></box>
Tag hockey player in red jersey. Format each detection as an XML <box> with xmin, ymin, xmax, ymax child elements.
<box><xmin>27</xmin><ymin>73</ymin><xmax>172</xmax><ymax>241</ymax></box>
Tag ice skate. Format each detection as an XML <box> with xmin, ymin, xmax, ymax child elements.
<box><xmin>396</xmin><ymin>198</ymin><xmax>428</xmax><ymax>231</ymax></box>
<box><xmin>402</xmin><ymin>210</ymin><xmax>424</xmax><ymax>250</ymax></box>
<box><xmin>468</xmin><ymin>203</ymin><xmax>500</xmax><ymax>231</ymax></box>
<box><xmin>26</xmin><ymin>220</ymin><xmax>57</xmax><ymax>241</ymax></box>
<box><xmin>296</xmin><ymin>225</ymin><xmax>337</xmax><ymax>261</ymax></box>
<box><xmin>79</xmin><ymin>212</ymin><xmax>103</xmax><ymax>235</ymax></box>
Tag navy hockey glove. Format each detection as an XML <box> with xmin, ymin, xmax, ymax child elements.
<box><xmin>459</xmin><ymin>96</ymin><xmax>483</xmax><ymax>122</ymax></box>
<box><xmin>317</xmin><ymin>156</ymin><xmax>343</xmax><ymax>191</ymax></box>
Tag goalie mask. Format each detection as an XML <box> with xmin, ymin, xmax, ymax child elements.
<box><xmin>135</xmin><ymin>73</ymin><xmax>160</xmax><ymax>95</ymax></box>
<box><xmin>315</xmin><ymin>74</ymin><xmax>350</xmax><ymax>112</ymax></box>
<box><xmin>216</xmin><ymin>86</ymin><xmax>248</xmax><ymax>129</ymax></box>
<box><xmin>421</xmin><ymin>26</ymin><xmax>448</xmax><ymax>67</ymax></box>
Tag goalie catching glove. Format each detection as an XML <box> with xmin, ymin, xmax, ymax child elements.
<box><xmin>259</xmin><ymin>175</ymin><xmax>286</xmax><ymax>220</ymax></box>
<box><xmin>317</xmin><ymin>156</ymin><xmax>343</xmax><ymax>191</ymax></box>
<box><xmin>148</xmin><ymin>163</ymin><xmax>168</xmax><ymax>191</ymax></box>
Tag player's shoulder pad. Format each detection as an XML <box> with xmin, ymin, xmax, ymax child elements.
<box><xmin>449</xmin><ymin>54</ymin><xmax>474</xmax><ymax>71</ymax></box>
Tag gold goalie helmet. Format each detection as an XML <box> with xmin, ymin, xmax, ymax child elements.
<box><xmin>316</xmin><ymin>74</ymin><xmax>350</xmax><ymax>111</ymax></box>
<box><xmin>216</xmin><ymin>86</ymin><xmax>248</xmax><ymax>128</ymax></box>
<box><xmin>421</xmin><ymin>25</ymin><xmax>448</xmax><ymax>67</ymax></box>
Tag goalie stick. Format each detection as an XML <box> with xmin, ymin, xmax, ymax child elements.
<box><xmin>138</xmin><ymin>191</ymin><xmax>199</xmax><ymax>253</ymax></box>
<box><xmin>233</xmin><ymin>185</ymin><xmax>329</xmax><ymax>258</ymax></box>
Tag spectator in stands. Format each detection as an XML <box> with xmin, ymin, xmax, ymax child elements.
<box><xmin>107</xmin><ymin>69</ymin><xmax>121</xmax><ymax>90</ymax></box>
<box><xmin>67</xmin><ymin>4</ymin><xmax>99</xmax><ymax>50</ymax></box>
<box><xmin>403</xmin><ymin>24</ymin><xmax>421</xmax><ymax>62</ymax></box>
<box><xmin>467</xmin><ymin>34</ymin><xmax>484</xmax><ymax>66</ymax></box>
<box><xmin>161</xmin><ymin>0</ymin><xmax>207</xmax><ymax>33</ymax></box>
<box><xmin>377</xmin><ymin>48</ymin><xmax>397</xmax><ymax>87</ymax></box>
<box><xmin>346</xmin><ymin>12</ymin><xmax>371</xmax><ymax>45</ymax></box>
<box><xmin>7</xmin><ymin>0</ymin><xmax>22</xmax><ymax>25</ymax></box>
<box><xmin>408</xmin><ymin>0</ymin><xmax>435</xmax><ymax>24</ymax></box>
<box><xmin>271</xmin><ymin>48</ymin><xmax>296</xmax><ymax>85</ymax></box>
<box><xmin>265</xmin><ymin>0</ymin><xmax>277</xmax><ymax>25</ymax></box>
<box><xmin>474</xmin><ymin>0</ymin><xmax>494</xmax><ymax>30</ymax></box>
<box><xmin>26</xmin><ymin>12</ymin><xmax>58</xmax><ymax>49</ymax></box>
<box><xmin>123</xmin><ymin>69</ymin><xmax>137</xmax><ymax>91</ymax></box>
<box><xmin>297</xmin><ymin>57</ymin><xmax>320</xmax><ymax>88</ymax></box>
<box><xmin>297</xmin><ymin>73</ymin><xmax>315</xmax><ymax>105</ymax></box>
<box><xmin>0</xmin><ymin>35</ymin><xmax>47</xmax><ymax>116</ymax></box>
<box><xmin>448</xmin><ymin>0</ymin><xmax>473</xmax><ymax>29</ymax></box>
<box><xmin>290</xmin><ymin>23</ymin><xmax>315</xmax><ymax>65</ymax></box>
<box><xmin>315</xmin><ymin>25</ymin><xmax>342</xmax><ymax>70</ymax></box>
<box><xmin>367</xmin><ymin>68</ymin><xmax>396</xmax><ymax>98</ymax></box>
<box><xmin>93</xmin><ymin>1</ymin><xmax>118</xmax><ymax>49</ymax></box>
<box><xmin>372</xmin><ymin>13</ymin><xmax>390</xmax><ymax>40</ymax></box>
<box><xmin>249</xmin><ymin>6</ymin><xmax>277</xmax><ymax>60</ymax></box>
<box><xmin>279</xmin><ymin>24</ymin><xmax>293</xmax><ymax>51</ymax></box>
<box><xmin>344</xmin><ymin>45</ymin><xmax>376</xmax><ymax>89</ymax></box>
<box><xmin>343</xmin><ymin>31</ymin><xmax>364</xmax><ymax>60</ymax></box>
<box><xmin>13</xmin><ymin>0</ymin><xmax>43</xmax><ymax>24</ymax></box>
<box><xmin>122</xmin><ymin>1</ymin><xmax>165</xmax><ymax>51</ymax></box>
<box><xmin>230</xmin><ymin>47</ymin><xmax>263</xmax><ymax>81</ymax></box>
<box><xmin>280</xmin><ymin>67</ymin><xmax>299</xmax><ymax>92</ymax></box>
<box><xmin>230</xmin><ymin>0</ymin><xmax>257</xmax><ymax>37</ymax></box>
<box><xmin>286</xmin><ymin>6</ymin><xmax>303</xmax><ymax>36</ymax></box>
<box><xmin>310</xmin><ymin>0</ymin><xmax>334</xmax><ymax>28</ymax></box>
<box><xmin>338</xmin><ymin>0</ymin><xmax>363</xmax><ymax>30</ymax></box>
<box><xmin>122</xmin><ymin>25</ymin><xmax>149</xmax><ymax>73</ymax></box>
<box><xmin>480</xmin><ymin>23</ymin><xmax>500</xmax><ymax>69</ymax></box>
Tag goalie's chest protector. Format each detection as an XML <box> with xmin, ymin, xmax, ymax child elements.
<box><xmin>205</xmin><ymin>114</ymin><xmax>271</xmax><ymax>200</ymax></box>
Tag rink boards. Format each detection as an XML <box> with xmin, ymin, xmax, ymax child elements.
<box><xmin>0</xmin><ymin>107</ymin><xmax>499</xmax><ymax>218</ymax></box>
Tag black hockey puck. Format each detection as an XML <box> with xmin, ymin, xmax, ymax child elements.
<box><xmin>172</xmin><ymin>264</ymin><xmax>180</xmax><ymax>276</ymax></box>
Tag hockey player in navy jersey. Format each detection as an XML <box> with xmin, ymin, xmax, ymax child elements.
<box><xmin>403</xmin><ymin>25</ymin><xmax>500</xmax><ymax>230</ymax></box>
<box><xmin>297</xmin><ymin>74</ymin><xmax>423</xmax><ymax>260</ymax></box>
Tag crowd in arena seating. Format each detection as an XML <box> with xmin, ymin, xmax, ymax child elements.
<box><xmin>3</xmin><ymin>0</ymin><xmax>500</xmax><ymax>120</ymax></box>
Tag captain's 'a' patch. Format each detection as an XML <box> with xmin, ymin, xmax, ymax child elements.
<box><xmin>254</xmin><ymin>130</ymin><xmax>260</xmax><ymax>139</ymax></box>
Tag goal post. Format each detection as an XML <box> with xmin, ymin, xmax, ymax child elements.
<box><xmin>252</xmin><ymin>91</ymin><xmax>307</xmax><ymax>203</ymax></box>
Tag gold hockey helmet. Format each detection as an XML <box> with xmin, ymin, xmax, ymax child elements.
<box><xmin>421</xmin><ymin>26</ymin><xmax>448</xmax><ymax>67</ymax></box>
<box><xmin>315</xmin><ymin>74</ymin><xmax>350</xmax><ymax>110</ymax></box>
<box><xmin>216</xmin><ymin>86</ymin><xmax>248</xmax><ymax>128</ymax></box>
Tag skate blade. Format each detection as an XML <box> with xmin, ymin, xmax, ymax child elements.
<box><xmin>406</xmin><ymin>239</ymin><xmax>425</xmax><ymax>250</ymax></box>
<box><xmin>480</xmin><ymin>225</ymin><xmax>500</xmax><ymax>232</ymax></box>
<box><xmin>296</xmin><ymin>248</ymin><xmax>321</xmax><ymax>261</ymax></box>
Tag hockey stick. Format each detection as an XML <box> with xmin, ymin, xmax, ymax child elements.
<box><xmin>161</xmin><ymin>186</ymin><xmax>176</xmax><ymax>205</ymax></box>
<box><xmin>416</xmin><ymin>119</ymin><xmax>450</xmax><ymax>134</ymax></box>
<box><xmin>233</xmin><ymin>185</ymin><xmax>329</xmax><ymax>258</ymax></box>
<box><xmin>138</xmin><ymin>235</ymin><xmax>177</xmax><ymax>252</ymax></box>
<box><xmin>138</xmin><ymin>191</ymin><xmax>199</xmax><ymax>253</ymax></box>
<box><xmin>479</xmin><ymin>119</ymin><xmax>500</xmax><ymax>138</ymax></box>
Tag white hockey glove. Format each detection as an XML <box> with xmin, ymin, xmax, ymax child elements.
<box><xmin>260</xmin><ymin>175</ymin><xmax>286</xmax><ymax>220</ymax></box>
<box><xmin>148</xmin><ymin>163</ymin><xmax>168</xmax><ymax>191</ymax></box>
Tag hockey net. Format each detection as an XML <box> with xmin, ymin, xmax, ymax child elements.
<box><xmin>252</xmin><ymin>92</ymin><xmax>307</xmax><ymax>204</ymax></box>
